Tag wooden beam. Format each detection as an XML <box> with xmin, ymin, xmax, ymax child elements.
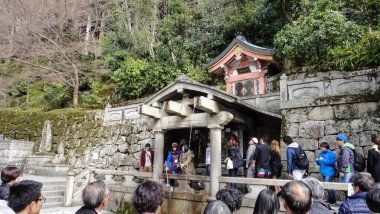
<box><xmin>195</xmin><ymin>96</ymin><xmax>220</xmax><ymax>114</ymax></box>
<box><xmin>164</xmin><ymin>100</ymin><xmax>191</xmax><ymax>117</ymax></box>
<box><xmin>160</xmin><ymin>113</ymin><xmax>209</xmax><ymax>130</ymax></box>
<box><xmin>139</xmin><ymin>105</ymin><xmax>161</xmax><ymax>119</ymax></box>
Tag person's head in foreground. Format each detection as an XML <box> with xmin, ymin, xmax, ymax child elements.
<box><xmin>301</xmin><ymin>177</ymin><xmax>324</xmax><ymax>200</ymax></box>
<box><xmin>132</xmin><ymin>181</ymin><xmax>164</xmax><ymax>214</ymax></box>
<box><xmin>351</xmin><ymin>173</ymin><xmax>374</xmax><ymax>193</ymax></box>
<box><xmin>253</xmin><ymin>189</ymin><xmax>279</xmax><ymax>214</ymax></box>
<box><xmin>203</xmin><ymin>200</ymin><xmax>232</xmax><ymax>214</ymax></box>
<box><xmin>0</xmin><ymin>166</ymin><xmax>21</xmax><ymax>200</ymax></box>
<box><xmin>8</xmin><ymin>180</ymin><xmax>44</xmax><ymax>214</ymax></box>
<box><xmin>216</xmin><ymin>188</ymin><xmax>243</xmax><ymax>213</ymax></box>
<box><xmin>77</xmin><ymin>180</ymin><xmax>109</xmax><ymax>214</ymax></box>
<box><xmin>280</xmin><ymin>180</ymin><xmax>313</xmax><ymax>214</ymax></box>
<box><xmin>366</xmin><ymin>187</ymin><xmax>380</xmax><ymax>214</ymax></box>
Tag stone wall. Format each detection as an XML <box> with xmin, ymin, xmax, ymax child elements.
<box><xmin>280</xmin><ymin>67</ymin><xmax>380</xmax><ymax>177</ymax></box>
<box><xmin>0</xmin><ymin>108</ymin><xmax>155</xmax><ymax>172</ymax></box>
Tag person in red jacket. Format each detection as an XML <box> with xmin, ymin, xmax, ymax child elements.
<box><xmin>140</xmin><ymin>143</ymin><xmax>154</xmax><ymax>172</ymax></box>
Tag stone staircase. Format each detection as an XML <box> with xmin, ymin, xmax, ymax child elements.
<box><xmin>24</xmin><ymin>175</ymin><xmax>66</xmax><ymax>209</ymax></box>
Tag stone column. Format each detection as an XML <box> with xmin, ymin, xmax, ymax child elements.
<box><xmin>153</xmin><ymin>131</ymin><xmax>165</xmax><ymax>182</ymax></box>
<box><xmin>209</xmin><ymin>125</ymin><xmax>223</xmax><ymax>199</ymax></box>
<box><xmin>280</xmin><ymin>73</ymin><xmax>288</xmax><ymax>102</ymax></box>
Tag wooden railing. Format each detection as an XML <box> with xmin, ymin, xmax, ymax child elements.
<box><xmin>64</xmin><ymin>168</ymin><xmax>350</xmax><ymax>207</ymax></box>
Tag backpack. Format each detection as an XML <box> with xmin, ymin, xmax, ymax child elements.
<box><xmin>350</xmin><ymin>148</ymin><xmax>366</xmax><ymax>172</ymax></box>
<box><xmin>292</xmin><ymin>146</ymin><xmax>309</xmax><ymax>170</ymax></box>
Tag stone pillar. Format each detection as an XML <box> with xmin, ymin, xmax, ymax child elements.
<box><xmin>153</xmin><ymin>131</ymin><xmax>165</xmax><ymax>182</ymax></box>
<box><xmin>280</xmin><ymin>73</ymin><xmax>288</xmax><ymax>102</ymax></box>
<box><xmin>209</xmin><ymin>126</ymin><xmax>223</xmax><ymax>198</ymax></box>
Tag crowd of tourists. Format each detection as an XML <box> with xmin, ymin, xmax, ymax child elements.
<box><xmin>0</xmin><ymin>132</ymin><xmax>379</xmax><ymax>214</ymax></box>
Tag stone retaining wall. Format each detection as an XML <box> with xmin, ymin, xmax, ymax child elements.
<box><xmin>280</xmin><ymin>67</ymin><xmax>380</xmax><ymax>178</ymax></box>
<box><xmin>0</xmin><ymin>109</ymin><xmax>155</xmax><ymax>173</ymax></box>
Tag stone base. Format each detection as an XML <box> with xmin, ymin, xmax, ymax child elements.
<box><xmin>245</xmin><ymin>185</ymin><xmax>267</xmax><ymax>199</ymax></box>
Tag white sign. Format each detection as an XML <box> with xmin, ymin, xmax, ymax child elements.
<box><xmin>92</xmin><ymin>152</ymin><xmax>99</xmax><ymax>160</ymax></box>
<box><xmin>347</xmin><ymin>183</ymin><xmax>354</xmax><ymax>196</ymax></box>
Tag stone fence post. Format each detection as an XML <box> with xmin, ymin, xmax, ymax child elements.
<box><xmin>64</xmin><ymin>171</ymin><xmax>75</xmax><ymax>206</ymax></box>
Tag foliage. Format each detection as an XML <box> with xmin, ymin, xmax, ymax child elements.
<box><xmin>329</xmin><ymin>31</ymin><xmax>380</xmax><ymax>70</ymax></box>
<box><xmin>43</xmin><ymin>84</ymin><xmax>72</xmax><ymax>110</ymax></box>
<box><xmin>274</xmin><ymin>10</ymin><xmax>364</xmax><ymax>66</ymax></box>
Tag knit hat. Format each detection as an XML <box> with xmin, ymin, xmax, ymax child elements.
<box><xmin>171</xmin><ymin>142</ymin><xmax>178</xmax><ymax>147</ymax></box>
<box><xmin>336</xmin><ymin>134</ymin><xmax>348</xmax><ymax>142</ymax></box>
<box><xmin>251</xmin><ymin>137</ymin><xmax>258</xmax><ymax>144</ymax></box>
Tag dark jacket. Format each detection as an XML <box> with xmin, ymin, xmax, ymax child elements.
<box><xmin>0</xmin><ymin>184</ymin><xmax>10</xmax><ymax>201</ymax></box>
<box><xmin>270</xmin><ymin>150</ymin><xmax>282</xmax><ymax>177</ymax></box>
<box><xmin>75</xmin><ymin>206</ymin><xmax>98</xmax><ymax>214</ymax></box>
<box><xmin>367</xmin><ymin>147</ymin><xmax>380</xmax><ymax>182</ymax></box>
<box><xmin>140</xmin><ymin>150</ymin><xmax>154</xmax><ymax>168</ymax></box>
<box><xmin>227</xmin><ymin>145</ymin><xmax>244</xmax><ymax>169</ymax></box>
<box><xmin>316</xmin><ymin>150</ymin><xmax>336</xmax><ymax>176</ymax></box>
<box><xmin>338</xmin><ymin>192</ymin><xmax>371</xmax><ymax>214</ymax></box>
<box><xmin>310</xmin><ymin>200</ymin><xmax>335</xmax><ymax>214</ymax></box>
<box><xmin>337</xmin><ymin>143</ymin><xmax>355</xmax><ymax>173</ymax></box>
<box><xmin>253</xmin><ymin>143</ymin><xmax>271</xmax><ymax>170</ymax></box>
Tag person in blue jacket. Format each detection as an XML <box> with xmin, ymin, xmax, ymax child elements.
<box><xmin>316</xmin><ymin>142</ymin><xmax>337</xmax><ymax>204</ymax></box>
<box><xmin>165</xmin><ymin>142</ymin><xmax>182</xmax><ymax>190</ymax></box>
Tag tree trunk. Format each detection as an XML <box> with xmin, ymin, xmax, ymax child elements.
<box><xmin>84</xmin><ymin>14</ymin><xmax>91</xmax><ymax>55</ymax></box>
<box><xmin>72</xmin><ymin>66</ymin><xmax>80</xmax><ymax>108</ymax></box>
<box><xmin>124</xmin><ymin>0</ymin><xmax>132</xmax><ymax>32</ymax></box>
<box><xmin>149</xmin><ymin>0</ymin><xmax>159</xmax><ymax>58</ymax></box>
<box><xmin>281</xmin><ymin>0</ymin><xmax>294</xmax><ymax>26</ymax></box>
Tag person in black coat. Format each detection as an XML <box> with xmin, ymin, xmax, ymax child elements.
<box><xmin>225</xmin><ymin>134</ymin><xmax>243</xmax><ymax>189</ymax></box>
<box><xmin>270</xmin><ymin>140</ymin><xmax>282</xmax><ymax>193</ymax></box>
<box><xmin>367</xmin><ymin>135</ymin><xmax>380</xmax><ymax>182</ymax></box>
<box><xmin>252</xmin><ymin>135</ymin><xmax>271</xmax><ymax>178</ymax></box>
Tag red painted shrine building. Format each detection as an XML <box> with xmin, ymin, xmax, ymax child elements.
<box><xmin>206</xmin><ymin>35</ymin><xmax>279</xmax><ymax>97</ymax></box>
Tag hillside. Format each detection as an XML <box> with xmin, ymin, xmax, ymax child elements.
<box><xmin>0</xmin><ymin>0</ymin><xmax>378</xmax><ymax>110</ymax></box>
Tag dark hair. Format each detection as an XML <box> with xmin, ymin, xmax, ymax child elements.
<box><xmin>351</xmin><ymin>173</ymin><xmax>374</xmax><ymax>192</ymax></box>
<box><xmin>260</xmin><ymin>135</ymin><xmax>269</xmax><ymax>143</ymax></box>
<box><xmin>230</xmin><ymin>134</ymin><xmax>237</xmax><ymax>142</ymax></box>
<box><xmin>8</xmin><ymin>180</ymin><xmax>43</xmax><ymax>213</ymax></box>
<box><xmin>280</xmin><ymin>181</ymin><xmax>312</xmax><ymax>214</ymax></box>
<box><xmin>1</xmin><ymin>166</ymin><xmax>20</xmax><ymax>184</ymax></box>
<box><xmin>132</xmin><ymin>181</ymin><xmax>164</xmax><ymax>213</ymax></box>
<box><xmin>182</xmin><ymin>144</ymin><xmax>189</xmax><ymax>152</ymax></box>
<box><xmin>283</xmin><ymin>136</ymin><xmax>293</xmax><ymax>145</ymax></box>
<box><xmin>82</xmin><ymin>180</ymin><xmax>109</xmax><ymax>209</ymax></box>
<box><xmin>319</xmin><ymin>142</ymin><xmax>330</xmax><ymax>150</ymax></box>
<box><xmin>371</xmin><ymin>135</ymin><xmax>379</xmax><ymax>144</ymax></box>
<box><xmin>203</xmin><ymin>200</ymin><xmax>232</xmax><ymax>214</ymax></box>
<box><xmin>216</xmin><ymin>188</ymin><xmax>243</xmax><ymax>213</ymax></box>
<box><xmin>366</xmin><ymin>188</ymin><xmax>380</xmax><ymax>213</ymax></box>
<box><xmin>253</xmin><ymin>189</ymin><xmax>279</xmax><ymax>214</ymax></box>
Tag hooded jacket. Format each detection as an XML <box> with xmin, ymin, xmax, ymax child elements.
<box><xmin>310</xmin><ymin>200</ymin><xmax>335</xmax><ymax>214</ymax></box>
<box><xmin>338</xmin><ymin>192</ymin><xmax>371</xmax><ymax>214</ymax></box>
<box><xmin>316</xmin><ymin>149</ymin><xmax>336</xmax><ymax>176</ymax></box>
<box><xmin>286</xmin><ymin>142</ymin><xmax>303</xmax><ymax>174</ymax></box>
<box><xmin>337</xmin><ymin>142</ymin><xmax>355</xmax><ymax>173</ymax></box>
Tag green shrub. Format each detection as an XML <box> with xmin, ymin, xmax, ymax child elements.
<box><xmin>43</xmin><ymin>84</ymin><xmax>71</xmax><ymax>110</ymax></box>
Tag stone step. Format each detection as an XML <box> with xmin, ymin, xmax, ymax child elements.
<box><xmin>45</xmin><ymin>196</ymin><xmax>64</xmax><ymax>203</ymax></box>
<box><xmin>42</xmin><ymin>190</ymin><xmax>64</xmax><ymax>197</ymax></box>
<box><xmin>41</xmin><ymin>181</ymin><xmax>66</xmax><ymax>186</ymax></box>
<box><xmin>42</xmin><ymin>202</ymin><xmax>64</xmax><ymax>209</ymax></box>
<box><xmin>42</xmin><ymin>185</ymin><xmax>66</xmax><ymax>191</ymax></box>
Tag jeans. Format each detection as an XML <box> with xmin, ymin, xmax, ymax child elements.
<box><xmin>339</xmin><ymin>171</ymin><xmax>355</xmax><ymax>183</ymax></box>
<box><xmin>322</xmin><ymin>175</ymin><xmax>336</xmax><ymax>203</ymax></box>
<box><xmin>339</xmin><ymin>171</ymin><xmax>355</xmax><ymax>199</ymax></box>
<box><xmin>229</xmin><ymin>168</ymin><xmax>238</xmax><ymax>189</ymax></box>
<box><xmin>206</xmin><ymin>164</ymin><xmax>210</xmax><ymax>176</ymax></box>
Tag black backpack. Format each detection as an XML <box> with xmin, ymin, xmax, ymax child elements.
<box><xmin>350</xmin><ymin>148</ymin><xmax>366</xmax><ymax>172</ymax></box>
<box><xmin>292</xmin><ymin>146</ymin><xmax>309</xmax><ymax>170</ymax></box>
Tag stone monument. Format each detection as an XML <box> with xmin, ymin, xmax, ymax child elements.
<box><xmin>39</xmin><ymin>120</ymin><xmax>52</xmax><ymax>152</ymax></box>
<box><xmin>52</xmin><ymin>141</ymin><xmax>66</xmax><ymax>164</ymax></box>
